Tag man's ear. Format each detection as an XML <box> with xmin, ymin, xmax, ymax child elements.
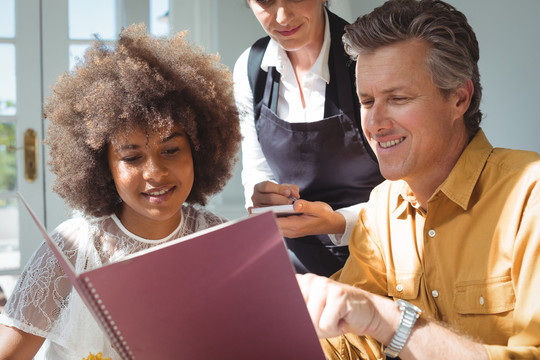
<box><xmin>455</xmin><ymin>79</ymin><xmax>474</xmax><ymax>117</ymax></box>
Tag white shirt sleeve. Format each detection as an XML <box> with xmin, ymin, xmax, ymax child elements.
<box><xmin>233</xmin><ymin>47</ymin><xmax>277</xmax><ymax>209</ymax></box>
<box><xmin>327</xmin><ymin>202</ymin><xmax>365</xmax><ymax>246</ymax></box>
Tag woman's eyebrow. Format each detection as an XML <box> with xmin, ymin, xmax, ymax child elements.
<box><xmin>115</xmin><ymin>144</ymin><xmax>139</xmax><ymax>151</ymax></box>
<box><xmin>114</xmin><ymin>131</ymin><xmax>185</xmax><ymax>151</ymax></box>
<box><xmin>161</xmin><ymin>132</ymin><xmax>185</xmax><ymax>143</ymax></box>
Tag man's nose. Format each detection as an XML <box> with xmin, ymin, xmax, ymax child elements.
<box><xmin>364</xmin><ymin>102</ymin><xmax>392</xmax><ymax>134</ymax></box>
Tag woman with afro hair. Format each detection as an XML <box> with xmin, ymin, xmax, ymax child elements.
<box><xmin>0</xmin><ymin>24</ymin><xmax>241</xmax><ymax>359</ymax></box>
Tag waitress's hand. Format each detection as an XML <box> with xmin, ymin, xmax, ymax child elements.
<box><xmin>277</xmin><ymin>199</ymin><xmax>346</xmax><ymax>238</ymax></box>
<box><xmin>250</xmin><ymin>181</ymin><xmax>300</xmax><ymax>207</ymax></box>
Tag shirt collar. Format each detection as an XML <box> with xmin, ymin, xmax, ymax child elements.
<box><xmin>260</xmin><ymin>9</ymin><xmax>331</xmax><ymax>84</ymax></box>
<box><xmin>393</xmin><ymin>129</ymin><xmax>493</xmax><ymax>214</ymax></box>
<box><xmin>437</xmin><ymin>129</ymin><xmax>493</xmax><ymax>210</ymax></box>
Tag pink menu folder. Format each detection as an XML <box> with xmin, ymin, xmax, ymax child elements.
<box><xmin>18</xmin><ymin>193</ymin><xmax>326</xmax><ymax>360</ymax></box>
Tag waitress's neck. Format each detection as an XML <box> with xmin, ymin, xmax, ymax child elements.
<box><xmin>287</xmin><ymin>43</ymin><xmax>321</xmax><ymax>74</ymax></box>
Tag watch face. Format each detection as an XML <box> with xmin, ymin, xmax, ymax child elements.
<box><xmin>397</xmin><ymin>299</ymin><xmax>423</xmax><ymax>315</ymax></box>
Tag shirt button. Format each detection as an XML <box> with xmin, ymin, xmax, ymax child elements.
<box><xmin>428</xmin><ymin>229</ymin><xmax>436</xmax><ymax>237</ymax></box>
<box><xmin>396</xmin><ymin>284</ymin><xmax>404</xmax><ymax>292</ymax></box>
<box><xmin>479</xmin><ymin>296</ymin><xmax>485</xmax><ymax>305</ymax></box>
<box><xmin>432</xmin><ymin>290</ymin><xmax>439</xmax><ymax>298</ymax></box>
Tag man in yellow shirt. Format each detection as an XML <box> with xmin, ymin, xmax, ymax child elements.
<box><xmin>295</xmin><ymin>0</ymin><xmax>540</xmax><ymax>359</ymax></box>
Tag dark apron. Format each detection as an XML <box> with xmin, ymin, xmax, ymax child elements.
<box><xmin>256</xmin><ymin>63</ymin><xmax>383</xmax><ymax>276</ymax></box>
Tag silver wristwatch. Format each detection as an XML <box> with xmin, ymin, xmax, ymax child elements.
<box><xmin>383</xmin><ymin>299</ymin><xmax>422</xmax><ymax>358</ymax></box>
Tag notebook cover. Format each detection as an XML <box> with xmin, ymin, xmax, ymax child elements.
<box><xmin>19</xmin><ymin>190</ymin><xmax>325</xmax><ymax>360</ymax></box>
<box><xmin>80</xmin><ymin>212</ymin><xmax>325</xmax><ymax>359</ymax></box>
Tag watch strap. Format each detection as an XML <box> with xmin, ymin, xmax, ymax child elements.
<box><xmin>383</xmin><ymin>299</ymin><xmax>422</xmax><ymax>358</ymax></box>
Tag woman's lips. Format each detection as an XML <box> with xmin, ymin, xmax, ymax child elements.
<box><xmin>277</xmin><ymin>25</ymin><xmax>301</xmax><ymax>37</ymax></box>
<box><xmin>143</xmin><ymin>186</ymin><xmax>175</xmax><ymax>203</ymax></box>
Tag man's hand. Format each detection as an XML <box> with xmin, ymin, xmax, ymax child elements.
<box><xmin>296</xmin><ymin>274</ymin><xmax>490</xmax><ymax>360</ymax></box>
<box><xmin>296</xmin><ymin>273</ymin><xmax>390</xmax><ymax>339</ymax></box>
<box><xmin>277</xmin><ymin>200</ymin><xmax>346</xmax><ymax>238</ymax></box>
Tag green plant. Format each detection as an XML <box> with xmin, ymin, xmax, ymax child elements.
<box><xmin>0</xmin><ymin>122</ymin><xmax>17</xmax><ymax>192</ymax></box>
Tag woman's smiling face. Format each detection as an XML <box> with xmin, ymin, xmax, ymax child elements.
<box><xmin>107</xmin><ymin>124</ymin><xmax>194</xmax><ymax>239</ymax></box>
<box><xmin>248</xmin><ymin>0</ymin><xmax>327</xmax><ymax>52</ymax></box>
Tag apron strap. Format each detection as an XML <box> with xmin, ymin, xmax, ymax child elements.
<box><xmin>268</xmin><ymin>67</ymin><xmax>281</xmax><ymax>114</ymax></box>
<box><xmin>247</xmin><ymin>36</ymin><xmax>272</xmax><ymax>123</ymax></box>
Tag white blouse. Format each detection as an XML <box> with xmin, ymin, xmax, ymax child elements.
<box><xmin>233</xmin><ymin>11</ymin><xmax>331</xmax><ymax>210</ymax></box>
<box><xmin>233</xmin><ymin>10</ymin><xmax>362</xmax><ymax>246</ymax></box>
<box><xmin>0</xmin><ymin>205</ymin><xmax>225</xmax><ymax>360</ymax></box>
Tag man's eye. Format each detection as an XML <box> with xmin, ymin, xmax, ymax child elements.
<box><xmin>392</xmin><ymin>97</ymin><xmax>409</xmax><ymax>103</ymax></box>
<box><xmin>360</xmin><ymin>100</ymin><xmax>374</xmax><ymax>108</ymax></box>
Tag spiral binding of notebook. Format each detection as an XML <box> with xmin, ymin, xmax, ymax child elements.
<box><xmin>81</xmin><ymin>277</ymin><xmax>134</xmax><ymax>360</ymax></box>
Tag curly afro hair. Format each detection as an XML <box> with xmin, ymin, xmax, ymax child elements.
<box><xmin>44</xmin><ymin>24</ymin><xmax>241</xmax><ymax>217</ymax></box>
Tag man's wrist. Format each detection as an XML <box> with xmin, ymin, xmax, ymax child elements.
<box><xmin>383</xmin><ymin>300</ymin><xmax>422</xmax><ymax>358</ymax></box>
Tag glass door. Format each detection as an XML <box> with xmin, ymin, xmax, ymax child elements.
<box><xmin>0</xmin><ymin>0</ymin><xmax>169</xmax><ymax>302</ymax></box>
<box><xmin>0</xmin><ymin>0</ymin><xmax>44</xmax><ymax>278</ymax></box>
<box><xmin>0</xmin><ymin>0</ymin><xmax>17</xmax><ymax>272</ymax></box>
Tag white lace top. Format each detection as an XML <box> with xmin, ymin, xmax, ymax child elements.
<box><xmin>0</xmin><ymin>205</ymin><xmax>225</xmax><ymax>360</ymax></box>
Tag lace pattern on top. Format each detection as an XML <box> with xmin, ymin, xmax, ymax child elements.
<box><xmin>0</xmin><ymin>205</ymin><xmax>225</xmax><ymax>360</ymax></box>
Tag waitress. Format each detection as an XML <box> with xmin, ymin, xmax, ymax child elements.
<box><xmin>234</xmin><ymin>0</ymin><xmax>384</xmax><ymax>276</ymax></box>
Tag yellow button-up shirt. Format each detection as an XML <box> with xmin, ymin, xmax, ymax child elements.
<box><xmin>333</xmin><ymin>130</ymin><xmax>540</xmax><ymax>359</ymax></box>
